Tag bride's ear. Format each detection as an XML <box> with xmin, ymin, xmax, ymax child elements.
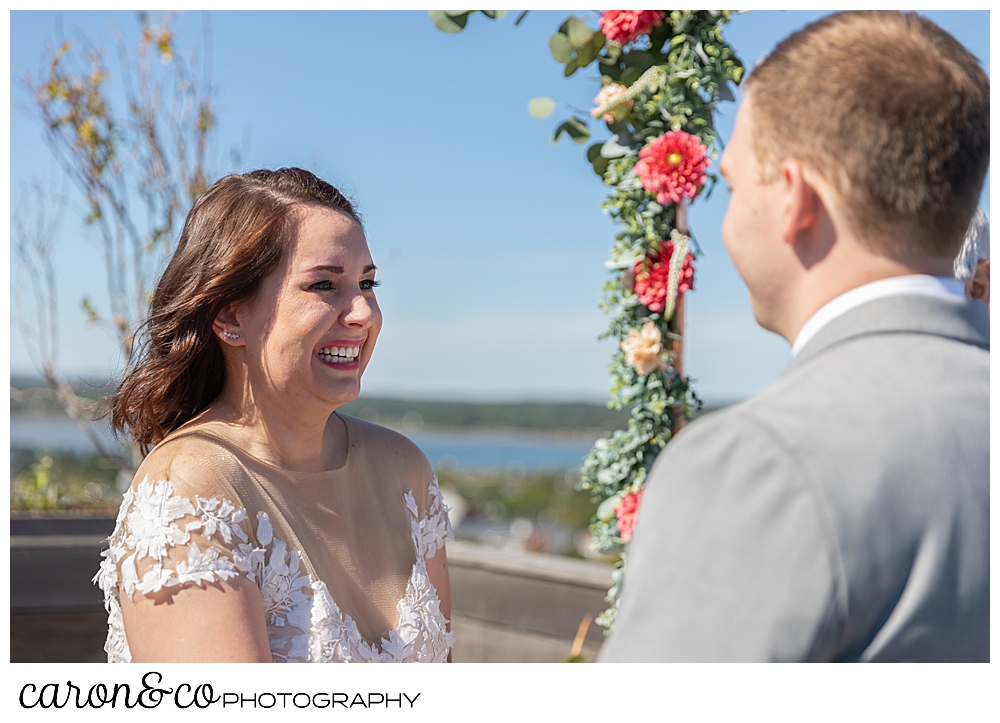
<box><xmin>213</xmin><ymin>304</ymin><xmax>246</xmax><ymax>346</ymax></box>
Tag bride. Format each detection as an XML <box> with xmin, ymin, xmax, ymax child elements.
<box><xmin>95</xmin><ymin>168</ymin><xmax>454</xmax><ymax>662</ymax></box>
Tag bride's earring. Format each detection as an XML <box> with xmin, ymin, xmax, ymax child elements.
<box><xmin>222</xmin><ymin>331</ymin><xmax>240</xmax><ymax>340</ymax></box>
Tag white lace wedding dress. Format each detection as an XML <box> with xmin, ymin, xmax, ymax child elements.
<box><xmin>94</xmin><ymin>415</ymin><xmax>455</xmax><ymax>663</ymax></box>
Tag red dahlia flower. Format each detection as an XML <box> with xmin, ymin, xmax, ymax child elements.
<box><xmin>634</xmin><ymin>131</ymin><xmax>710</xmax><ymax>205</ymax></box>
<box><xmin>615</xmin><ymin>490</ymin><xmax>644</xmax><ymax>543</ymax></box>
<box><xmin>599</xmin><ymin>10</ymin><xmax>666</xmax><ymax>46</ymax></box>
<box><xmin>632</xmin><ymin>240</ymin><xmax>695</xmax><ymax>313</ymax></box>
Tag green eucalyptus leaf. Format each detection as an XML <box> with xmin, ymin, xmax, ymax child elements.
<box><xmin>479</xmin><ymin>10</ymin><xmax>507</xmax><ymax>20</ymax></box>
<box><xmin>566</xmin><ymin>15</ymin><xmax>593</xmax><ymax>47</ymax></box>
<box><xmin>444</xmin><ymin>9</ymin><xmax>471</xmax><ymax>18</ymax></box>
<box><xmin>577</xmin><ymin>39</ymin><xmax>597</xmax><ymax>67</ymax></box>
<box><xmin>591</xmin><ymin>31</ymin><xmax>607</xmax><ymax>54</ymax></box>
<box><xmin>586</xmin><ymin>142</ymin><xmax>603</xmax><ymax>163</ymax></box>
<box><xmin>429</xmin><ymin>10</ymin><xmax>469</xmax><ymax>33</ymax></box>
<box><xmin>596</xmin><ymin>495</ymin><xmax>620</xmax><ymax>521</ymax></box>
<box><xmin>587</xmin><ymin>142</ymin><xmax>611</xmax><ymax>177</ymax></box>
<box><xmin>563</xmin><ymin>56</ymin><xmax>581</xmax><ymax>77</ymax></box>
<box><xmin>622</xmin><ymin>50</ymin><xmax>655</xmax><ymax>73</ymax></box>
<box><xmin>564</xmin><ymin>116</ymin><xmax>591</xmax><ymax>143</ymax></box>
<box><xmin>528</xmin><ymin>97</ymin><xmax>556</xmax><ymax>119</ymax></box>
<box><xmin>552</xmin><ymin>118</ymin><xmax>590</xmax><ymax>145</ymax></box>
<box><xmin>647</xmin><ymin>22</ymin><xmax>671</xmax><ymax>54</ymax></box>
<box><xmin>549</xmin><ymin>33</ymin><xmax>574</xmax><ymax>63</ymax></box>
<box><xmin>619</xmin><ymin>66</ymin><xmax>641</xmax><ymax>87</ymax></box>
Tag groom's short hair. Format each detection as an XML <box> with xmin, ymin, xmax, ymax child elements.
<box><xmin>745</xmin><ymin>11</ymin><xmax>989</xmax><ymax>260</ymax></box>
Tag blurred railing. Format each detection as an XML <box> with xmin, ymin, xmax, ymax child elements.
<box><xmin>10</xmin><ymin>514</ymin><xmax>611</xmax><ymax>663</ymax></box>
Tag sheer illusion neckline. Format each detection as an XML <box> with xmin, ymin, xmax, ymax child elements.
<box><xmin>96</xmin><ymin>475</ymin><xmax>455</xmax><ymax>662</ymax></box>
<box><xmin>163</xmin><ymin>412</ymin><xmax>353</xmax><ymax>477</ymax></box>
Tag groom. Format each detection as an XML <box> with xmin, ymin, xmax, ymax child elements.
<box><xmin>601</xmin><ymin>11</ymin><xmax>989</xmax><ymax>662</ymax></box>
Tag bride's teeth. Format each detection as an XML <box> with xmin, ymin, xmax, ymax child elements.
<box><xmin>317</xmin><ymin>343</ymin><xmax>364</xmax><ymax>362</ymax></box>
<box><xmin>317</xmin><ymin>345</ymin><xmax>363</xmax><ymax>362</ymax></box>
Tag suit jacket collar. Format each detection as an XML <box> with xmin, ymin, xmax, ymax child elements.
<box><xmin>787</xmin><ymin>294</ymin><xmax>990</xmax><ymax>373</ymax></box>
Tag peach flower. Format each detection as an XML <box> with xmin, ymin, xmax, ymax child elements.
<box><xmin>591</xmin><ymin>82</ymin><xmax>633</xmax><ymax>123</ymax></box>
<box><xmin>621</xmin><ymin>321</ymin><xmax>668</xmax><ymax>375</ymax></box>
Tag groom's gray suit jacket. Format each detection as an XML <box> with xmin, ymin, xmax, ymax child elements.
<box><xmin>600</xmin><ymin>295</ymin><xmax>989</xmax><ymax>662</ymax></box>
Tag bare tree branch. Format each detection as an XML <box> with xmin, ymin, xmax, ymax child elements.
<box><xmin>15</xmin><ymin>12</ymin><xmax>219</xmax><ymax>474</ymax></box>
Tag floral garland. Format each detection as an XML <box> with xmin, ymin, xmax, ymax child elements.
<box><xmin>542</xmin><ymin>10</ymin><xmax>743</xmax><ymax>631</ymax></box>
<box><xmin>433</xmin><ymin>9</ymin><xmax>743</xmax><ymax>631</ymax></box>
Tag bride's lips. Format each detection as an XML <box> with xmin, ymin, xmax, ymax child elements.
<box><xmin>315</xmin><ymin>339</ymin><xmax>365</xmax><ymax>370</ymax></box>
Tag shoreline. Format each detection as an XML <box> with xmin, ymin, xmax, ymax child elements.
<box><xmin>10</xmin><ymin>412</ymin><xmax>609</xmax><ymax>445</ymax></box>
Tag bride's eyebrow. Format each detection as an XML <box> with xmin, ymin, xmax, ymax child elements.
<box><xmin>304</xmin><ymin>264</ymin><xmax>378</xmax><ymax>274</ymax></box>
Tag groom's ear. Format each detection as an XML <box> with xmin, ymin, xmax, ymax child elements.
<box><xmin>780</xmin><ymin>158</ymin><xmax>833</xmax><ymax>268</ymax></box>
<box><xmin>780</xmin><ymin>158</ymin><xmax>820</xmax><ymax>242</ymax></box>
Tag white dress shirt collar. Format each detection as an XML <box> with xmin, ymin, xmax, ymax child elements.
<box><xmin>791</xmin><ymin>275</ymin><xmax>965</xmax><ymax>357</ymax></box>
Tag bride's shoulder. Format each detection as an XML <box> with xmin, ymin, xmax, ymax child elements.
<box><xmin>339</xmin><ymin>413</ymin><xmax>434</xmax><ymax>484</ymax></box>
<box><xmin>131</xmin><ymin>424</ymin><xmax>246</xmax><ymax>502</ymax></box>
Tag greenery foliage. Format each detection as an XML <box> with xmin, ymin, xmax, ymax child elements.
<box><xmin>432</xmin><ymin>9</ymin><xmax>743</xmax><ymax>630</ymax></box>
<box><xmin>10</xmin><ymin>449</ymin><xmax>122</xmax><ymax>512</ymax></box>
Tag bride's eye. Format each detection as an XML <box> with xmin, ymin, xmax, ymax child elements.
<box><xmin>309</xmin><ymin>280</ymin><xmax>334</xmax><ymax>291</ymax></box>
<box><xmin>360</xmin><ymin>279</ymin><xmax>381</xmax><ymax>291</ymax></box>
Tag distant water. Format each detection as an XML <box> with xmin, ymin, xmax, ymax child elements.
<box><xmin>10</xmin><ymin>415</ymin><xmax>597</xmax><ymax>472</ymax></box>
<box><xmin>11</xmin><ymin>416</ymin><xmax>121</xmax><ymax>454</ymax></box>
<box><xmin>407</xmin><ymin>428</ymin><xmax>596</xmax><ymax>472</ymax></box>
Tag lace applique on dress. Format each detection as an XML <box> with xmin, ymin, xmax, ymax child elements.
<box><xmin>414</xmin><ymin>478</ymin><xmax>453</xmax><ymax>559</ymax></box>
<box><xmin>308</xmin><ymin>483</ymin><xmax>455</xmax><ymax>663</ymax></box>
<box><xmin>95</xmin><ymin>475</ymin><xmax>454</xmax><ymax>663</ymax></box>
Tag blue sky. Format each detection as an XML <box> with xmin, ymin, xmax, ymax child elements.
<box><xmin>9</xmin><ymin>10</ymin><xmax>990</xmax><ymax>404</ymax></box>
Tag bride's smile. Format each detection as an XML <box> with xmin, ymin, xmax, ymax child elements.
<box><xmin>220</xmin><ymin>204</ymin><xmax>383</xmax><ymax>416</ymax></box>
<box><xmin>316</xmin><ymin>341</ymin><xmax>364</xmax><ymax>368</ymax></box>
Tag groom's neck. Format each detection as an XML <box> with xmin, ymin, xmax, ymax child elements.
<box><xmin>776</xmin><ymin>234</ymin><xmax>955</xmax><ymax>346</ymax></box>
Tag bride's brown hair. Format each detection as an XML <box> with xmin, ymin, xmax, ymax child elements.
<box><xmin>108</xmin><ymin>167</ymin><xmax>361</xmax><ymax>454</ymax></box>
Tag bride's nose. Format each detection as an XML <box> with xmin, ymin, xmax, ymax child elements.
<box><xmin>342</xmin><ymin>293</ymin><xmax>379</xmax><ymax>328</ymax></box>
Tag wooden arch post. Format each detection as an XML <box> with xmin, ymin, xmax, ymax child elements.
<box><xmin>671</xmin><ymin>200</ymin><xmax>689</xmax><ymax>437</ymax></box>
